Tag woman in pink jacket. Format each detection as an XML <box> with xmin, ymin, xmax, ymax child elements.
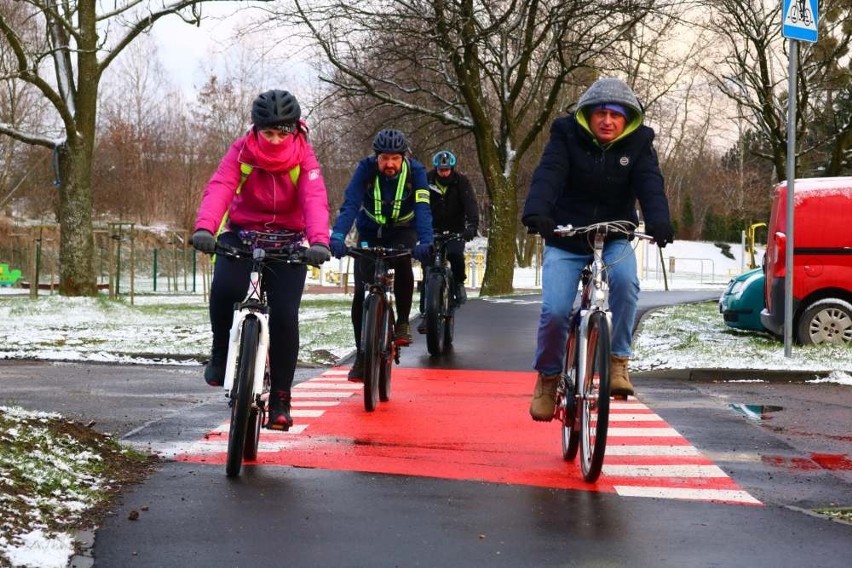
<box><xmin>190</xmin><ymin>89</ymin><xmax>331</xmax><ymax>430</ymax></box>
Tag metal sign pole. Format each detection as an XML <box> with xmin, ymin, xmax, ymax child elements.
<box><xmin>784</xmin><ymin>39</ymin><xmax>797</xmax><ymax>357</ymax></box>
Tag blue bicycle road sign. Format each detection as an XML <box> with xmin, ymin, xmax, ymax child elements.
<box><xmin>782</xmin><ymin>0</ymin><xmax>819</xmax><ymax>43</ymax></box>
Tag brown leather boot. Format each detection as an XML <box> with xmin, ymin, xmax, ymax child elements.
<box><xmin>610</xmin><ymin>356</ymin><xmax>634</xmax><ymax>397</ymax></box>
<box><xmin>529</xmin><ymin>372</ymin><xmax>560</xmax><ymax>421</ymax></box>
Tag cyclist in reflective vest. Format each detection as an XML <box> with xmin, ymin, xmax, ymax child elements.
<box><xmin>330</xmin><ymin>129</ymin><xmax>433</xmax><ymax>381</ymax></box>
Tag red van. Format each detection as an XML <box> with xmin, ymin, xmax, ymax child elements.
<box><xmin>760</xmin><ymin>176</ymin><xmax>852</xmax><ymax>344</ymax></box>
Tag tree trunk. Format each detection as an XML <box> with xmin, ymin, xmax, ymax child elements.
<box><xmin>480</xmin><ymin>168</ymin><xmax>517</xmax><ymax>296</ymax></box>
<box><xmin>57</xmin><ymin>142</ymin><xmax>97</xmax><ymax>296</ymax></box>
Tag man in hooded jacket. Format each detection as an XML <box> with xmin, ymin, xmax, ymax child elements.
<box><xmin>522</xmin><ymin>77</ymin><xmax>673</xmax><ymax>421</ymax></box>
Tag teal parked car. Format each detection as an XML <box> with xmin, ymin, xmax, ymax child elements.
<box><xmin>719</xmin><ymin>267</ymin><xmax>767</xmax><ymax>332</ymax></box>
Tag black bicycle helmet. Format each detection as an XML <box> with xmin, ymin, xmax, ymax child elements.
<box><xmin>432</xmin><ymin>150</ymin><xmax>457</xmax><ymax>169</ymax></box>
<box><xmin>251</xmin><ymin>90</ymin><xmax>301</xmax><ymax>128</ymax></box>
<box><xmin>372</xmin><ymin>129</ymin><xmax>409</xmax><ymax>154</ymax></box>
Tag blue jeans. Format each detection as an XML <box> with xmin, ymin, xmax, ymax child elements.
<box><xmin>533</xmin><ymin>240</ymin><xmax>639</xmax><ymax>375</ymax></box>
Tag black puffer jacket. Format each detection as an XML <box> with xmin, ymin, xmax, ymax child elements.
<box><xmin>426</xmin><ymin>169</ymin><xmax>479</xmax><ymax>234</ymax></box>
<box><xmin>523</xmin><ymin>112</ymin><xmax>670</xmax><ymax>254</ymax></box>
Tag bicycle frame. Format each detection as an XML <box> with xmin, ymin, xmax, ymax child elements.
<box><xmin>221</xmin><ymin>247</ymin><xmax>271</xmax><ymax>402</ymax></box>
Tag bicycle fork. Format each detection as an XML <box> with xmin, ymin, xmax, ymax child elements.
<box><xmin>222</xmin><ymin>309</ymin><xmax>270</xmax><ymax>400</ymax></box>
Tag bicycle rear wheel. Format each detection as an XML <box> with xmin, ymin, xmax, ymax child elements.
<box><xmin>227</xmin><ymin>317</ymin><xmax>260</xmax><ymax>477</ymax></box>
<box><xmin>580</xmin><ymin>311</ymin><xmax>611</xmax><ymax>482</ymax></box>
<box><xmin>362</xmin><ymin>294</ymin><xmax>384</xmax><ymax>411</ymax></box>
<box><xmin>425</xmin><ymin>272</ymin><xmax>447</xmax><ymax>355</ymax></box>
<box><xmin>561</xmin><ymin>316</ymin><xmax>580</xmax><ymax>461</ymax></box>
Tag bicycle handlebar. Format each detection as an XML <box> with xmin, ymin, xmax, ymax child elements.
<box><xmin>552</xmin><ymin>221</ymin><xmax>653</xmax><ymax>242</ymax></box>
<box><xmin>212</xmin><ymin>243</ymin><xmax>321</xmax><ymax>267</ymax></box>
<box><xmin>345</xmin><ymin>245</ymin><xmax>412</xmax><ymax>261</ymax></box>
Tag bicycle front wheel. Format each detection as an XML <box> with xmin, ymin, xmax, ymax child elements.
<box><xmin>243</xmin><ymin>355</ymin><xmax>270</xmax><ymax>462</ymax></box>
<box><xmin>227</xmin><ymin>317</ymin><xmax>260</xmax><ymax>477</ymax></box>
<box><xmin>362</xmin><ymin>293</ymin><xmax>384</xmax><ymax>411</ymax></box>
<box><xmin>425</xmin><ymin>272</ymin><xmax>447</xmax><ymax>355</ymax></box>
<box><xmin>580</xmin><ymin>311</ymin><xmax>611</xmax><ymax>482</ymax></box>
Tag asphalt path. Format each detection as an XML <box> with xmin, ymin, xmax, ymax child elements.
<box><xmin>1</xmin><ymin>290</ymin><xmax>850</xmax><ymax>567</ymax></box>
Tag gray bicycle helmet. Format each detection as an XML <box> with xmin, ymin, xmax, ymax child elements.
<box><xmin>251</xmin><ymin>90</ymin><xmax>301</xmax><ymax>128</ymax></box>
<box><xmin>372</xmin><ymin>129</ymin><xmax>409</xmax><ymax>154</ymax></box>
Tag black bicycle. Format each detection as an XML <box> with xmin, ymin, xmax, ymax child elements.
<box><xmin>552</xmin><ymin>221</ymin><xmax>652</xmax><ymax>482</ymax></box>
<box><xmin>422</xmin><ymin>231</ymin><xmax>464</xmax><ymax>355</ymax></box>
<box><xmin>212</xmin><ymin>233</ymin><xmax>315</xmax><ymax>477</ymax></box>
<box><xmin>346</xmin><ymin>245</ymin><xmax>411</xmax><ymax>411</ymax></box>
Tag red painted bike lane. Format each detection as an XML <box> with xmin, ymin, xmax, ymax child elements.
<box><xmin>179</xmin><ymin>367</ymin><xmax>760</xmax><ymax>506</ymax></box>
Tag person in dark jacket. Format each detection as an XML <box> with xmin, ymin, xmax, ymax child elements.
<box><xmin>419</xmin><ymin>150</ymin><xmax>479</xmax><ymax>314</ymax></box>
<box><xmin>329</xmin><ymin>129</ymin><xmax>434</xmax><ymax>381</ymax></box>
<box><xmin>522</xmin><ymin>77</ymin><xmax>673</xmax><ymax>421</ymax></box>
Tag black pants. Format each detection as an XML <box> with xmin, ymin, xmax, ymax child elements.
<box><xmin>421</xmin><ymin>239</ymin><xmax>466</xmax><ymax>283</ymax></box>
<box><xmin>209</xmin><ymin>232</ymin><xmax>307</xmax><ymax>394</ymax></box>
<box><xmin>351</xmin><ymin>227</ymin><xmax>417</xmax><ymax>347</ymax></box>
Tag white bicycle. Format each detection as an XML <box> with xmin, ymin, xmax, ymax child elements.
<box><xmin>213</xmin><ymin>232</ymin><xmax>315</xmax><ymax>477</ymax></box>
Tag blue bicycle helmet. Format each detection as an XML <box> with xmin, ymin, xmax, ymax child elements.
<box><xmin>372</xmin><ymin>129</ymin><xmax>409</xmax><ymax>154</ymax></box>
<box><xmin>432</xmin><ymin>150</ymin><xmax>457</xmax><ymax>169</ymax></box>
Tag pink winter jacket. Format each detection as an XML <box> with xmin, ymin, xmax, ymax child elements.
<box><xmin>193</xmin><ymin>133</ymin><xmax>330</xmax><ymax>246</ymax></box>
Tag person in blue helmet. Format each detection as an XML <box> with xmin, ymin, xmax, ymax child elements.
<box><xmin>329</xmin><ymin>129</ymin><xmax>434</xmax><ymax>381</ymax></box>
<box><xmin>416</xmin><ymin>150</ymin><xmax>479</xmax><ymax>332</ymax></box>
<box><xmin>522</xmin><ymin>77</ymin><xmax>673</xmax><ymax>421</ymax></box>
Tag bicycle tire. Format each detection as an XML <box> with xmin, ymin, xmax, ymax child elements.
<box><xmin>580</xmin><ymin>311</ymin><xmax>611</xmax><ymax>482</ymax></box>
<box><xmin>561</xmin><ymin>317</ymin><xmax>580</xmax><ymax>461</ymax></box>
<box><xmin>362</xmin><ymin>293</ymin><xmax>384</xmax><ymax>411</ymax></box>
<box><xmin>226</xmin><ymin>317</ymin><xmax>260</xmax><ymax>477</ymax></box>
<box><xmin>425</xmin><ymin>272</ymin><xmax>447</xmax><ymax>355</ymax></box>
<box><xmin>444</xmin><ymin>274</ymin><xmax>455</xmax><ymax>347</ymax></box>
<box><xmin>379</xmin><ymin>334</ymin><xmax>394</xmax><ymax>402</ymax></box>
<box><xmin>243</xmin><ymin>357</ymin><xmax>270</xmax><ymax>461</ymax></box>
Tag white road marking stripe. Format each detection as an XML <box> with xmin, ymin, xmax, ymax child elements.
<box><xmin>291</xmin><ymin>391</ymin><xmax>356</xmax><ymax>398</ymax></box>
<box><xmin>291</xmin><ymin>409</ymin><xmax>324</xmax><ymax>418</ymax></box>
<box><xmin>614</xmin><ymin>486</ymin><xmax>761</xmax><ymax>504</ymax></box>
<box><xmin>291</xmin><ymin>400</ymin><xmax>340</xmax><ymax>407</ymax></box>
<box><xmin>605</xmin><ymin>445</ymin><xmax>702</xmax><ymax>456</ymax></box>
<box><xmin>608</xmin><ymin>414</ymin><xmax>665</xmax><ymax>422</ymax></box>
<box><xmin>603</xmin><ymin>464</ymin><xmax>728</xmax><ymax>477</ymax></box>
<box><xmin>607</xmin><ymin>427</ymin><xmax>682</xmax><ymax>437</ymax></box>
<box><xmin>294</xmin><ymin>382</ymin><xmax>362</xmax><ymax>390</ymax></box>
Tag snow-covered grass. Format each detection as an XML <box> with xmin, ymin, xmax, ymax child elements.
<box><xmin>1</xmin><ymin>238</ymin><xmax>850</xmax><ymax>567</ymax></box>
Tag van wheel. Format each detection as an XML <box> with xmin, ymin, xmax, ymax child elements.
<box><xmin>797</xmin><ymin>299</ymin><xmax>852</xmax><ymax>345</ymax></box>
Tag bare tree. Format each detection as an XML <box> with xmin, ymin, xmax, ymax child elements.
<box><xmin>0</xmin><ymin>0</ymin><xmax>270</xmax><ymax>295</ymax></box>
<box><xmin>704</xmin><ymin>0</ymin><xmax>852</xmax><ymax>181</ymax></box>
<box><xmin>263</xmin><ymin>0</ymin><xmax>689</xmax><ymax>295</ymax></box>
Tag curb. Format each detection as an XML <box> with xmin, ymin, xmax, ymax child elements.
<box><xmin>634</xmin><ymin>368</ymin><xmax>836</xmax><ymax>383</ymax></box>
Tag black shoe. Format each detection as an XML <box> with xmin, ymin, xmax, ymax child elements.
<box><xmin>348</xmin><ymin>354</ymin><xmax>364</xmax><ymax>383</ymax></box>
<box><xmin>267</xmin><ymin>391</ymin><xmax>293</xmax><ymax>431</ymax></box>
<box><xmin>417</xmin><ymin>318</ymin><xmax>427</xmax><ymax>334</ymax></box>
<box><xmin>204</xmin><ymin>347</ymin><xmax>226</xmax><ymax>387</ymax></box>
<box><xmin>395</xmin><ymin>321</ymin><xmax>412</xmax><ymax>345</ymax></box>
<box><xmin>455</xmin><ymin>283</ymin><xmax>467</xmax><ymax>305</ymax></box>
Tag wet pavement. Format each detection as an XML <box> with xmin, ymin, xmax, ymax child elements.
<box><xmin>1</xmin><ymin>289</ymin><xmax>849</xmax><ymax>566</ymax></box>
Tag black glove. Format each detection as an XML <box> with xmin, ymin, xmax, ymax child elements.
<box><xmin>524</xmin><ymin>215</ymin><xmax>556</xmax><ymax>238</ymax></box>
<box><xmin>413</xmin><ymin>243</ymin><xmax>432</xmax><ymax>263</ymax></box>
<box><xmin>462</xmin><ymin>226</ymin><xmax>477</xmax><ymax>242</ymax></box>
<box><xmin>645</xmin><ymin>222</ymin><xmax>674</xmax><ymax>248</ymax></box>
<box><xmin>190</xmin><ymin>229</ymin><xmax>217</xmax><ymax>253</ymax></box>
<box><xmin>305</xmin><ymin>243</ymin><xmax>331</xmax><ymax>265</ymax></box>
